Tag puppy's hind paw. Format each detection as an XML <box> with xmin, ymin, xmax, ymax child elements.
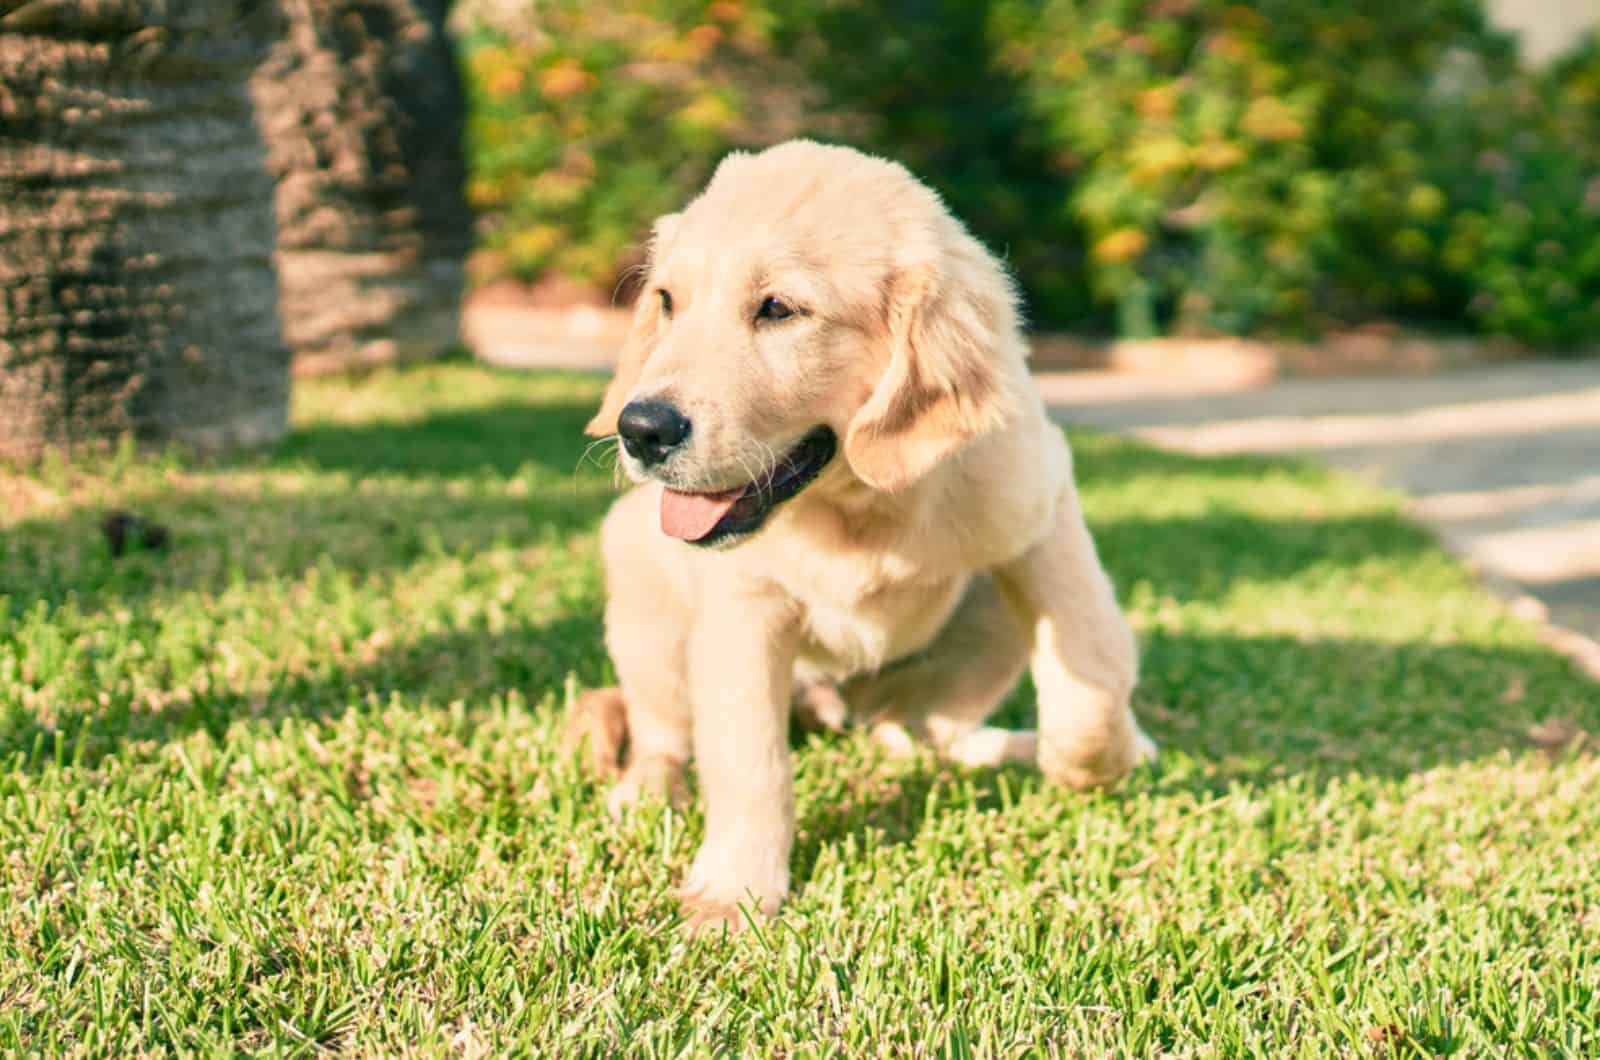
<box><xmin>562</xmin><ymin>687</ymin><xmax>629</xmax><ymax>779</ymax></box>
<box><xmin>1134</xmin><ymin>723</ymin><xmax>1159</xmax><ymax>765</ymax></box>
<box><xmin>606</xmin><ymin>754</ymin><xmax>689</xmax><ymax>820</ymax></box>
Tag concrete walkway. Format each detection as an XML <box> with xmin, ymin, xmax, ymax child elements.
<box><xmin>1039</xmin><ymin>361</ymin><xmax>1600</xmax><ymax>667</ymax></box>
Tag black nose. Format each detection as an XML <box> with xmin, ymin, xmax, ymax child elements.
<box><xmin>616</xmin><ymin>399</ymin><xmax>692</xmax><ymax>467</ymax></box>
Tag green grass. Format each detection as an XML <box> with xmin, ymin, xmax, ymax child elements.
<box><xmin>3</xmin><ymin>361</ymin><xmax>1597</xmax><ymax>1055</ymax></box>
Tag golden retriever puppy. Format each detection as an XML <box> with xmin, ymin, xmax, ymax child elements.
<box><xmin>574</xmin><ymin>140</ymin><xmax>1155</xmax><ymax>932</ymax></box>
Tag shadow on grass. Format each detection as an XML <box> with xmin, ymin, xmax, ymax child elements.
<box><xmin>1070</xmin><ymin>430</ymin><xmax>1439</xmax><ymax>603</ymax></box>
<box><xmin>1093</xmin><ymin>509</ymin><xmax>1435</xmax><ymax>604</ymax></box>
<box><xmin>1068</xmin><ymin>431</ymin><xmax>1318</xmax><ymax>487</ymax></box>
<box><xmin>272</xmin><ymin>396</ymin><xmax>600</xmax><ymax>480</ymax></box>
<box><xmin>1</xmin><ymin>393</ymin><xmax>618</xmax><ymax>614</ymax></box>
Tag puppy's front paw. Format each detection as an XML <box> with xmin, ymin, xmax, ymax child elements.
<box><xmin>606</xmin><ymin>754</ymin><xmax>688</xmax><ymax>820</ymax></box>
<box><xmin>678</xmin><ymin>847</ymin><xmax>787</xmax><ymax>936</ymax></box>
<box><xmin>678</xmin><ymin>895</ymin><xmax>758</xmax><ymax>937</ymax></box>
<box><xmin>1039</xmin><ymin>719</ymin><xmax>1158</xmax><ymax>791</ymax></box>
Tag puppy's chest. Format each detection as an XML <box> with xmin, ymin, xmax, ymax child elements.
<box><xmin>789</xmin><ymin>570</ymin><xmax>967</xmax><ymax>681</ymax></box>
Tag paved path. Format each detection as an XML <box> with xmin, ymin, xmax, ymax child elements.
<box><xmin>1038</xmin><ymin>361</ymin><xmax>1600</xmax><ymax>659</ymax></box>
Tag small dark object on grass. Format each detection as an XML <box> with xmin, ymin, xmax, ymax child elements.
<box><xmin>102</xmin><ymin>511</ymin><xmax>171</xmax><ymax>557</ymax></box>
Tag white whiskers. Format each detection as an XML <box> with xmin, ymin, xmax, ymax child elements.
<box><xmin>576</xmin><ymin>434</ymin><xmax>620</xmax><ymax>475</ymax></box>
<box><xmin>575</xmin><ymin>434</ymin><xmax>630</xmax><ymax>489</ymax></box>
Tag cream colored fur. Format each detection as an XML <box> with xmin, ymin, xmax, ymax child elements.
<box><xmin>570</xmin><ymin>141</ymin><xmax>1154</xmax><ymax>933</ymax></box>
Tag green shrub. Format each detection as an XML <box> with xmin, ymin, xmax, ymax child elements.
<box><xmin>994</xmin><ymin>0</ymin><xmax>1516</xmax><ymax>336</ymax></box>
<box><xmin>1419</xmin><ymin>32</ymin><xmax>1600</xmax><ymax>346</ymax></box>
<box><xmin>459</xmin><ymin>1</ymin><xmax>1600</xmax><ymax>346</ymax></box>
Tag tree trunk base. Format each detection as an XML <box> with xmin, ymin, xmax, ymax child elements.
<box><xmin>0</xmin><ymin>3</ymin><xmax>290</xmax><ymax>463</ymax></box>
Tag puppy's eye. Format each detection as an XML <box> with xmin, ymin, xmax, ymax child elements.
<box><xmin>658</xmin><ymin>289</ymin><xmax>673</xmax><ymax>316</ymax></box>
<box><xmin>756</xmin><ymin>296</ymin><xmax>796</xmax><ymax>322</ymax></box>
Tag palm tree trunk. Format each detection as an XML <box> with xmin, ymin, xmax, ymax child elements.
<box><xmin>0</xmin><ymin>0</ymin><xmax>290</xmax><ymax>460</ymax></box>
<box><xmin>250</xmin><ymin>0</ymin><xmax>470</xmax><ymax>374</ymax></box>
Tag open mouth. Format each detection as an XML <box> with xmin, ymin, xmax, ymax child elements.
<box><xmin>659</xmin><ymin>426</ymin><xmax>837</xmax><ymax>546</ymax></box>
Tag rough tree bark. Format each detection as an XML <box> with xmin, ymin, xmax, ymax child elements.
<box><xmin>250</xmin><ymin>0</ymin><xmax>470</xmax><ymax>374</ymax></box>
<box><xmin>0</xmin><ymin>0</ymin><xmax>291</xmax><ymax>460</ymax></box>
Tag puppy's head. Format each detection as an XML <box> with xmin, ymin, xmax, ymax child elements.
<box><xmin>587</xmin><ymin>140</ymin><xmax>1022</xmax><ymax>546</ymax></box>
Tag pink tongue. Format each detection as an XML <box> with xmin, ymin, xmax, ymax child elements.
<box><xmin>660</xmin><ymin>486</ymin><xmax>742</xmax><ymax>541</ymax></box>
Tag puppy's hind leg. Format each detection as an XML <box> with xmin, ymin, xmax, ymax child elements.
<box><xmin>843</xmin><ymin>574</ymin><xmax>1034</xmax><ymax>767</ymax></box>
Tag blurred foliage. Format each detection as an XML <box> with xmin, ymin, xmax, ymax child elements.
<box><xmin>461</xmin><ymin>1</ymin><xmax>1600</xmax><ymax>346</ymax></box>
<box><xmin>1419</xmin><ymin>30</ymin><xmax>1600</xmax><ymax>345</ymax></box>
<box><xmin>463</xmin><ymin>2</ymin><xmax>770</xmax><ymax>286</ymax></box>
<box><xmin>997</xmin><ymin>0</ymin><xmax>1501</xmax><ymax>337</ymax></box>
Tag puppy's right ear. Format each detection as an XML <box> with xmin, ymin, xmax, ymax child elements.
<box><xmin>585</xmin><ymin>213</ymin><xmax>681</xmax><ymax>438</ymax></box>
<box><xmin>843</xmin><ymin>231</ymin><xmax>1017</xmax><ymax>492</ymax></box>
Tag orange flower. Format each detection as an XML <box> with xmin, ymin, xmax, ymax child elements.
<box><xmin>1136</xmin><ymin>86</ymin><xmax>1178</xmax><ymax>120</ymax></box>
<box><xmin>686</xmin><ymin>23</ymin><xmax>724</xmax><ymax>59</ymax></box>
<box><xmin>540</xmin><ymin>59</ymin><xmax>595</xmax><ymax>101</ymax></box>
<box><xmin>487</xmin><ymin>65</ymin><xmax>523</xmax><ymax>99</ymax></box>
<box><xmin>1093</xmin><ymin>228</ymin><xmax>1149</xmax><ymax>264</ymax></box>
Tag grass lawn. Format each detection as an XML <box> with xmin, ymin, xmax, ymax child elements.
<box><xmin>3</xmin><ymin>360</ymin><xmax>1598</xmax><ymax>1055</ymax></box>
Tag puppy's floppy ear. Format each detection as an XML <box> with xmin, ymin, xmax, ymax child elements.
<box><xmin>844</xmin><ymin>231</ymin><xmax>1018</xmax><ymax>491</ymax></box>
<box><xmin>585</xmin><ymin>213</ymin><xmax>681</xmax><ymax>438</ymax></box>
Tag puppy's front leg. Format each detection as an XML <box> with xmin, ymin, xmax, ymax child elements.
<box><xmin>679</xmin><ymin>584</ymin><xmax>799</xmax><ymax>934</ymax></box>
<box><xmin>995</xmin><ymin>483</ymin><xmax>1155</xmax><ymax>790</ymax></box>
